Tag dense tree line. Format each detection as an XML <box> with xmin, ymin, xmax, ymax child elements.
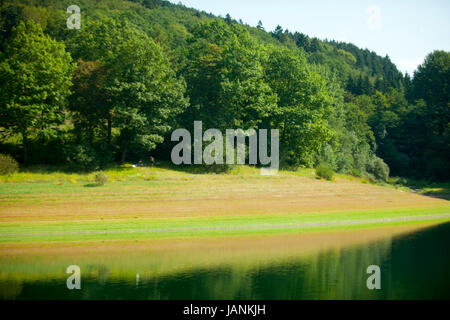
<box><xmin>0</xmin><ymin>0</ymin><xmax>448</xmax><ymax>181</ymax></box>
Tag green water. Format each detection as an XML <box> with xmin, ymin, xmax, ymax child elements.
<box><xmin>1</xmin><ymin>223</ymin><xmax>449</xmax><ymax>300</ymax></box>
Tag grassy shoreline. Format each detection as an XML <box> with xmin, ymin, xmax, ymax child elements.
<box><xmin>0</xmin><ymin>207</ymin><xmax>449</xmax><ymax>243</ymax></box>
<box><xmin>1</xmin><ymin>165</ymin><xmax>449</xmax><ymax>243</ymax></box>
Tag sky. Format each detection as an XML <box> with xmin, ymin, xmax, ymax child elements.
<box><xmin>168</xmin><ymin>0</ymin><xmax>450</xmax><ymax>75</ymax></box>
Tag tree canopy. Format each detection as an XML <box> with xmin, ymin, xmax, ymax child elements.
<box><xmin>0</xmin><ymin>0</ymin><xmax>448</xmax><ymax>181</ymax></box>
<box><xmin>0</xmin><ymin>20</ymin><xmax>75</xmax><ymax>163</ymax></box>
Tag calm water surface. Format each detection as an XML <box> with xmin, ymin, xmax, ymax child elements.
<box><xmin>1</xmin><ymin>223</ymin><xmax>449</xmax><ymax>299</ymax></box>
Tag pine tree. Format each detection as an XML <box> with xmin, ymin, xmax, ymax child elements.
<box><xmin>257</xmin><ymin>20</ymin><xmax>264</xmax><ymax>30</ymax></box>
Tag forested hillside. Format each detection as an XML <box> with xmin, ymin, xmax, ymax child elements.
<box><xmin>0</xmin><ymin>0</ymin><xmax>448</xmax><ymax>181</ymax></box>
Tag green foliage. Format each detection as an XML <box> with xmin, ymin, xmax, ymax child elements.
<box><xmin>94</xmin><ymin>171</ymin><xmax>108</xmax><ymax>186</ymax></box>
<box><xmin>182</xmin><ymin>20</ymin><xmax>276</xmax><ymax>131</ymax></box>
<box><xmin>0</xmin><ymin>153</ymin><xmax>19</xmax><ymax>175</ymax></box>
<box><xmin>426</xmin><ymin>157</ymin><xmax>450</xmax><ymax>181</ymax></box>
<box><xmin>315</xmin><ymin>163</ymin><xmax>334</xmax><ymax>181</ymax></box>
<box><xmin>0</xmin><ymin>20</ymin><xmax>75</xmax><ymax>163</ymax></box>
<box><xmin>0</xmin><ymin>0</ymin><xmax>448</xmax><ymax>183</ymax></box>
<box><xmin>69</xmin><ymin>60</ymin><xmax>110</xmax><ymax>144</ymax></box>
<box><xmin>265</xmin><ymin>45</ymin><xmax>333</xmax><ymax>167</ymax></box>
<box><xmin>65</xmin><ymin>144</ymin><xmax>100</xmax><ymax>172</ymax></box>
<box><xmin>68</xmin><ymin>17</ymin><xmax>188</xmax><ymax>163</ymax></box>
<box><xmin>366</xmin><ymin>156</ymin><xmax>390</xmax><ymax>182</ymax></box>
<box><xmin>408</xmin><ymin>51</ymin><xmax>450</xmax><ymax>180</ymax></box>
<box><xmin>183</xmin><ymin>163</ymin><xmax>235</xmax><ymax>174</ymax></box>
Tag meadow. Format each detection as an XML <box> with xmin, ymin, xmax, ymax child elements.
<box><xmin>1</xmin><ymin>165</ymin><xmax>449</xmax><ymax>241</ymax></box>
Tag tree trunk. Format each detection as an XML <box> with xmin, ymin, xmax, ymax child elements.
<box><xmin>89</xmin><ymin>125</ymin><xmax>94</xmax><ymax>145</ymax></box>
<box><xmin>282</xmin><ymin>114</ymin><xmax>287</xmax><ymax>143</ymax></box>
<box><xmin>121</xmin><ymin>141</ymin><xmax>128</xmax><ymax>164</ymax></box>
<box><xmin>22</xmin><ymin>131</ymin><xmax>28</xmax><ymax>164</ymax></box>
<box><xmin>107</xmin><ymin>114</ymin><xmax>112</xmax><ymax>146</ymax></box>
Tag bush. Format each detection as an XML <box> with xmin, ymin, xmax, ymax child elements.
<box><xmin>367</xmin><ymin>156</ymin><xmax>390</xmax><ymax>182</ymax></box>
<box><xmin>315</xmin><ymin>163</ymin><xmax>334</xmax><ymax>181</ymax></box>
<box><xmin>350</xmin><ymin>168</ymin><xmax>362</xmax><ymax>178</ymax></box>
<box><xmin>94</xmin><ymin>172</ymin><xmax>108</xmax><ymax>186</ymax></box>
<box><xmin>207</xmin><ymin>163</ymin><xmax>234</xmax><ymax>174</ymax></box>
<box><xmin>0</xmin><ymin>154</ymin><xmax>19</xmax><ymax>175</ymax></box>
<box><xmin>365</xmin><ymin>173</ymin><xmax>377</xmax><ymax>183</ymax></box>
<box><xmin>183</xmin><ymin>163</ymin><xmax>234</xmax><ymax>174</ymax></box>
<box><xmin>65</xmin><ymin>144</ymin><xmax>100</xmax><ymax>172</ymax></box>
<box><xmin>318</xmin><ymin>144</ymin><xmax>337</xmax><ymax>171</ymax></box>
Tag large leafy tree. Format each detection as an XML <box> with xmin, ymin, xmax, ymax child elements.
<box><xmin>264</xmin><ymin>46</ymin><xmax>333</xmax><ymax>166</ymax></box>
<box><xmin>0</xmin><ymin>20</ymin><xmax>75</xmax><ymax>163</ymax></box>
<box><xmin>182</xmin><ymin>20</ymin><xmax>276</xmax><ymax>131</ymax></box>
<box><xmin>68</xmin><ymin>18</ymin><xmax>188</xmax><ymax>162</ymax></box>
<box><xmin>67</xmin><ymin>18</ymin><xmax>135</xmax><ymax>146</ymax></box>
<box><xmin>108</xmin><ymin>29</ymin><xmax>188</xmax><ymax>162</ymax></box>
<box><xmin>69</xmin><ymin>60</ymin><xmax>110</xmax><ymax>144</ymax></box>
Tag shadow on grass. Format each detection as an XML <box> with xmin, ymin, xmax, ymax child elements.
<box><xmin>391</xmin><ymin>178</ymin><xmax>450</xmax><ymax>201</ymax></box>
<box><xmin>19</xmin><ymin>164</ymin><xmax>96</xmax><ymax>175</ymax></box>
<box><xmin>420</xmin><ymin>190</ymin><xmax>450</xmax><ymax>201</ymax></box>
<box><xmin>414</xmin><ymin>183</ymin><xmax>450</xmax><ymax>201</ymax></box>
<box><xmin>19</xmin><ymin>163</ymin><xmax>129</xmax><ymax>175</ymax></box>
<box><xmin>84</xmin><ymin>183</ymin><xmax>103</xmax><ymax>188</ymax></box>
<box><xmin>15</xmin><ymin>161</ymin><xmax>233</xmax><ymax>180</ymax></box>
<box><xmin>155</xmin><ymin>161</ymin><xmax>236</xmax><ymax>175</ymax></box>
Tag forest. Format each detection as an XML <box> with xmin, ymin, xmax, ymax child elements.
<box><xmin>0</xmin><ymin>0</ymin><xmax>449</xmax><ymax>181</ymax></box>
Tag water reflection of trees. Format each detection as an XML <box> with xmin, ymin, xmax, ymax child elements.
<box><xmin>4</xmin><ymin>223</ymin><xmax>450</xmax><ymax>299</ymax></box>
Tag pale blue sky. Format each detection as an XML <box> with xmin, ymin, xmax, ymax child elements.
<box><xmin>168</xmin><ymin>0</ymin><xmax>450</xmax><ymax>75</ymax></box>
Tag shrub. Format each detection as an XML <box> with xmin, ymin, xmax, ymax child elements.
<box><xmin>365</xmin><ymin>173</ymin><xmax>377</xmax><ymax>183</ymax></box>
<box><xmin>65</xmin><ymin>144</ymin><xmax>100</xmax><ymax>172</ymax></box>
<box><xmin>208</xmin><ymin>163</ymin><xmax>234</xmax><ymax>174</ymax></box>
<box><xmin>318</xmin><ymin>144</ymin><xmax>337</xmax><ymax>171</ymax></box>
<box><xmin>367</xmin><ymin>156</ymin><xmax>390</xmax><ymax>182</ymax></box>
<box><xmin>0</xmin><ymin>154</ymin><xmax>19</xmax><ymax>175</ymax></box>
<box><xmin>94</xmin><ymin>172</ymin><xmax>108</xmax><ymax>186</ymax></box>
<box><xmin>315</xmin><ymin>163</ymin><xmax>334</xmax><ymax>181</ymax></box>
<box><xmin>187</xmin><ymin>163</ymin><xmax>234</xmax><ymax>174</ymax></box>
<box><xmin>350</xmin><ymin>168</ymin><xmax>362</xmax><ymax>178</ymax></box>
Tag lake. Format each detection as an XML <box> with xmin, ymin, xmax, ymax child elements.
<box><xmin>1</xmin><ymin>222</ymin><xmax>449</xmax><ymax>299</ymax></box>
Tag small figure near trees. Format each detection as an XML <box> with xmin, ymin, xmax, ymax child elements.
<box><xmin>149</xmin><ymin>156</ymin><xmax>155</xmax><ymax>167</ymax></box>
